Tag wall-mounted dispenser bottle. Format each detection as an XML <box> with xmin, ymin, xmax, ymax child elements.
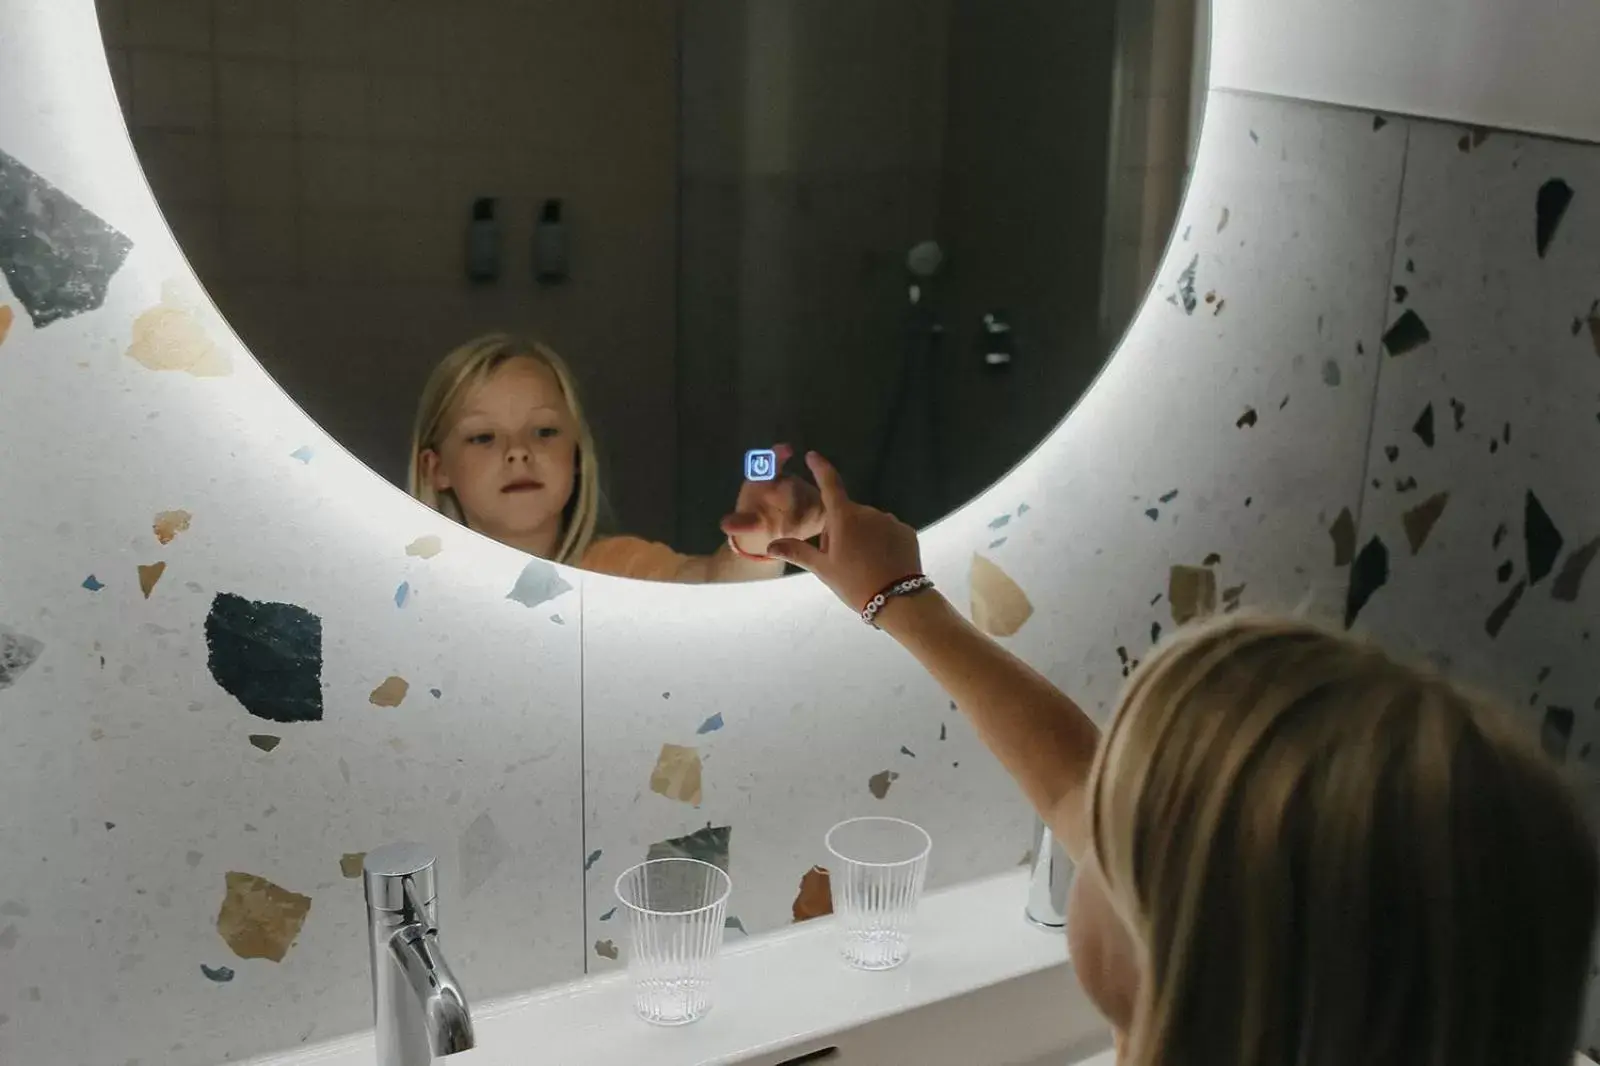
<box><xmin>534</xmin><ymin>198</ymin><xmax>569</xmax><ymax>286</ymax></box>
<box><xmin>465</xmin><ymin>197</ymin><xmax>500</xmax><ymax>284</ymax></box>
<box><xmin>979</xmin><ymin>310</ymin><xmax>1014</xmax><ymax>372</ymax></box>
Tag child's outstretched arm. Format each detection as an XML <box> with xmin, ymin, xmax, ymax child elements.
<box><xmin>771</xmin><ymin>452</ymin><xmax>1101</xmax><ymax>861</ymax></box>
<box><xmin>669</xmin><ymin>541</ymin><xmax>786</xmax><ymax>583</ymax></box>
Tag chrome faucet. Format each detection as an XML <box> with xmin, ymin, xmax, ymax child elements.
<box><xmin>1025</xmin><ymin>817</ymin><xmax>1073</xmax><ymax>929</ymax></box>
<box><xmin>364</xmin><ymin>843</ymin><xmax>475</xmax><ymax>1066</ymax></box>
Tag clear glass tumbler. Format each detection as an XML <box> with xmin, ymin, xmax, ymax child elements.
<box><xmin>613</xmin><ymin>857</ymin><xmax>732</xmax><ymax>1025</ymax></box>
<box><xmin>825</xmin><ymin>816</ymin><xmax>932</xmax><ymax>970</ymax></box>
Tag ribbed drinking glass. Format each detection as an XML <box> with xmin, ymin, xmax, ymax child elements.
<box><xmin>613</xmin><ymin>857</ymin><xmax>731</xmax><ymax>1025</ymax></box>
<box><xmin>825</xmin><ymin>816</ymin><xmax>931</xmax><ymax>970</ymax></box>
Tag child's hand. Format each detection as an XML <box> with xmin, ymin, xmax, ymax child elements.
<box><xmin>720</xmin><ymin>444</ymin><xmax>825</xmax><ymax>558</ymax></box>
<box><xmin>766</xmin><ymin>452</ymin><xmax>922</xmax><ymax>610</ymax></box>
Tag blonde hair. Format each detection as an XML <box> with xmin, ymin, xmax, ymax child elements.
<box><xmin>1089</xmin><ymin>612</ymin><xmax>1597</xmax><ymax>1066</ymax></box>
<box><xmin>409</xmin><ymin>334</ymin><xmax>600</xmax><ymax>565</ymax></box>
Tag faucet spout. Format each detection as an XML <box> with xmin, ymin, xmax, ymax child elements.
<box><xmin>365</xmin><ymin>843</ymin><xmax>476</xmax><ymax>1066</ymax></box>
<box><xmin>390</xmin><ymin>924</ymin><xmax>475</xmax><ymax>1055</ymax></box>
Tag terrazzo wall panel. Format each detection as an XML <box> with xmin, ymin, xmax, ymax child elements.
<box><xmin>1340</xmin><ymin>122</ymin><xmax>1600</xmax><ymax>1037</ymax></box>
<box><xmin>3</xmin><ymin>3</ymin><xmax>1600</xmax><ymax>1066</ymax></box>
<box><xmin>0</xmin><ymin>5</ymin><xmax>588</xmax><ymax>1066</ymax></box>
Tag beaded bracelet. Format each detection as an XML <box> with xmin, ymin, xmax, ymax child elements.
<box><xmin>861</xmin><ymin>574</ymin><xmax>935</xmax><ymax>628</ymax></box>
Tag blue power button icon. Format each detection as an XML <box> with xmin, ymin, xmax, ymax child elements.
<box><xmin>744</xmin><ymin>449</ymin><xmax>778</xmax><ymax>482</ymax></box>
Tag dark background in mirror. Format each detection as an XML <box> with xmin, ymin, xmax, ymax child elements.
<box><xmin>101</xmin><ymin>0</ymin><xmax>1201</xmax><ymax>556</ymax></box>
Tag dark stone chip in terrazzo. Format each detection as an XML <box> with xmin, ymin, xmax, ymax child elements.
<box><xmin>1486</xmin><ymin>580</ymin><xmax>1528</xmax><ymax>638</ymax></box>
<box><xmin>1343</xmin><ymin>537</ymin><xmax>1389</xmax><ymax>628</ymax></box>
<box><xmin>0</xmin><ymin>148</ymin><xmax>134</xmax><ymax>327</ymax></box>
<box><xmin>0</xmin><ymin>625</ymin><xmax>44</xmax><ymax>689</ymax></box>
<box><xmin>205</xmin><ymin>593</ymin><xmax>324</xmax><ymax>723</ymax></box>
<box><xmin>1541</xmin><ymin>706</ymin><xmax>1574</xmax><ymax>761</ymax></box>
<box><xmin>1535</xmin><ymin>178</ymin><xmax>1574</xmax><ymax>259</ymax></box>
<box><xmin>1524</xmin><ymin>491</ymin><xmax>1565</xmax><ymax>585</ymax></box>
<box><xmin>1381</xmin><ymin>309</ymin><xmax>1431</xmax><ymax>357</ymax></box>
<box><xmin>1551</xmin><ymin>535</ymin><xmax>1600</xmax><ymax>603</ymax></box>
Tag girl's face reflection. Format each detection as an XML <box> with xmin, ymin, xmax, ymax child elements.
<box><xmin>421</xmin><ymin>357</ymin><xmax>578</xmax><ymax>555</ymax></box>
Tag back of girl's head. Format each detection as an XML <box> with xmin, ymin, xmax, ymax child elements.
<box><xmin>1091</xmin><ymin>612</ymin><xmax>1597</xmax><ymax>1066</ymax></box>
<box><xmin>408</xmin><ymin>333</ymin><xmax>600</xmax><ymax>563</ymax></box>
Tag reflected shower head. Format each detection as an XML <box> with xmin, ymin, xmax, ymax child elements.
<box><xmin>906</xmin><ymin>240</ymin><xmax>944</xmax><ymax>279</ymax></box>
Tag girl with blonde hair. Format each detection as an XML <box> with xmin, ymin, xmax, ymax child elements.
<box><xmin>410</xmin><ymin>334</ymin><xmax>823</xmax><ymax>581</ymax></box>
<box><xmin>772</xmin><ymin>450</ymin><xmax>1599</xmax><ymax>1066</ymax></box>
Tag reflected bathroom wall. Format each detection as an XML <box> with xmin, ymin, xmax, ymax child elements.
<box><xmin>675</xmin><ymin>0</ymin><xmax>1129</xmax><ymax>549</ymax></box>
<box><xmin>98</xmin><ymin>0</ymin><xmax>684</xmax><ymax>541</ymax></box>
<box><xmin>935</xmin><ymin>0</ymin><xmax>1120</xmax><ymax>516</ymax></box>
<box><xmin>1098</xmin><ymin>0</ymin><xmax>1208</xmax><ymax>342</ymax></box>
<box><xmin>675</xmin><ymin>0</ymin><xmax>955</xmax><ymax>550</ymax></box>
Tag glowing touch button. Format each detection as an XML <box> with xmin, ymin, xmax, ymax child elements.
<box><xmin>745</xmin><ymin>449</ymin><xmax>778</xmax><ymax>482</ymax></box>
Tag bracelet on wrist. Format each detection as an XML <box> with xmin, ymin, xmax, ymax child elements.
<box><xmin>861</xmin><ymin>574</ymin><xmax>935</xmax><ymax>628</ymax></box>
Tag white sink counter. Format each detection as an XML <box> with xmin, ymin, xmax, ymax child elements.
<box><xmin>234</xmin><ymin>869</ymin><xmax>1102</xmax><ymax>1066</ymax></box>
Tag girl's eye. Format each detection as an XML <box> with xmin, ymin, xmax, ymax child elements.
<box><xmin>537</xmin><ymin>427</ymin><xmax>560</xmax><ymax>439</ymax></box>
<box><xmin>466</xmin><ymin>431</ymin><xmax>494</xmax><ymax>445</ymax></box>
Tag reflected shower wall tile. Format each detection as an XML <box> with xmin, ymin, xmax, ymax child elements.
<box><xmin>675</xmin><ymin>175</ymin><xmax>746</xmax><ymax>551</ymax></box>
<box><xmin>299</xmin><ymin>140</ymin><xmax>372</xmax><ymax>211</ymax></box>
<box><xmin>368</xmin><ymin>71</ymin><xmax>448</xmax><ymax>142</ymax></box>
<box><xmin>222</xmin><ymin>211</ymin><xmax>298</xmax><ymax>284</ymax></box>
<box><xmin>300</xmin><ymin>212</ymin><xmax>375</xmax><ymax>284</ymax></box>
<box><xmin>368</xmin><ymin>213</ymin><xmax>457</xmax><ymax>284</ymax></box>
<box><xmin>367</xmin><ymin>144</ymin><xmax>442</xmax><ymax>214</ymax></box>
<box><xmin>213</xmin><ymin>0</ymin><xmax>294</xmax><ymax>60</ymax></box>
<box><xmin>165</xmin><ymin>207</ymin><xmax>226</xmax><ymax>285</ymax></box>
<box><xmin>95</xmin><ymin>0</ymin><xmax>130</xmax><ymax>49</ymax></box>
<box><xmin>293</xmin><ymin>0</ymin><xmax>369</xmax><ymax>63</ymax></box>
<box><xmin>215</xmin><ymin>57</ymin><xmax>295</xmax><ymax>135</ymax></box>
<box><xmin>219</xmin><ymin>135</ymin><xmax>296</xmax><ymax>210</ymax></box>
<box><xmin>126</xmin><ymin>0</ymin><xmax>211</xmax><ymax>52</ymax></box>
<box><xmin>131</xmin><ymin>130</ymin><xmax>219</xmax><ymax>208</ymax></box>
<box><xmin>130</xmin><ymin>50</ymin><xmax>213</xmax><ymax>131</ymax></box>
<box><xmin>578</xmin><ymin>572</ymin><xmax>1032</xmax><ymax>969</ymax></box>
<box><xmin>296</xmin><ymin>67</ymin><xmax>369</xmax><ymax>139</ymax></box>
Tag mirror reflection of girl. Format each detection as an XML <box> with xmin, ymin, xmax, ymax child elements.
<box><xmin>773</xmin><ymin>451</ymin><xmax>1598</xmax><ymax>1066</ymax></box>
<box><xmin>410</xmin><ymin>334</ymin><xmax>822</xmax><ymax>581</ymax></box>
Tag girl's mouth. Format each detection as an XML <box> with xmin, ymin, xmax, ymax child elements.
<box><xmin>501</xmin><ymin>479</ymin><xmax>543</xmax><ymax>493</ymax></box>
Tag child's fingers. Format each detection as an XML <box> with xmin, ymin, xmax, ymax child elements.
<box><xmin>806</xmin><ymin>451</ymin><xmax>849</xmax><ymax>513</ymax></box>
<box><xmin>720</xmin><ymin>511</ymin><xmax>763</xmax><ymax>534</ymax></box>
<box><xmin>768</xmin><ymin>538</ymin><xmax>823</xmax><ymax>572</ymax></box>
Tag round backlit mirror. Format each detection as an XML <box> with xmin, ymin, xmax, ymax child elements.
<box><xmin>103</xmin><ymin>0</ymin><xmax>1207</xmax><ymax>580</ymax></box>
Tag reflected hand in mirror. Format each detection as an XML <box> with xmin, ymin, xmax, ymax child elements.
<box><xmin>719</xmin><ymin>444</ymin><xmax>825</xmax><ymax>562</ymax></box>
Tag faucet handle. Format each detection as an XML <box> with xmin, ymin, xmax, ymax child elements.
<box><xmin>364</xmin><ymin>842</ymin><xmax>438</xmax><ymax>914</ymax></box>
